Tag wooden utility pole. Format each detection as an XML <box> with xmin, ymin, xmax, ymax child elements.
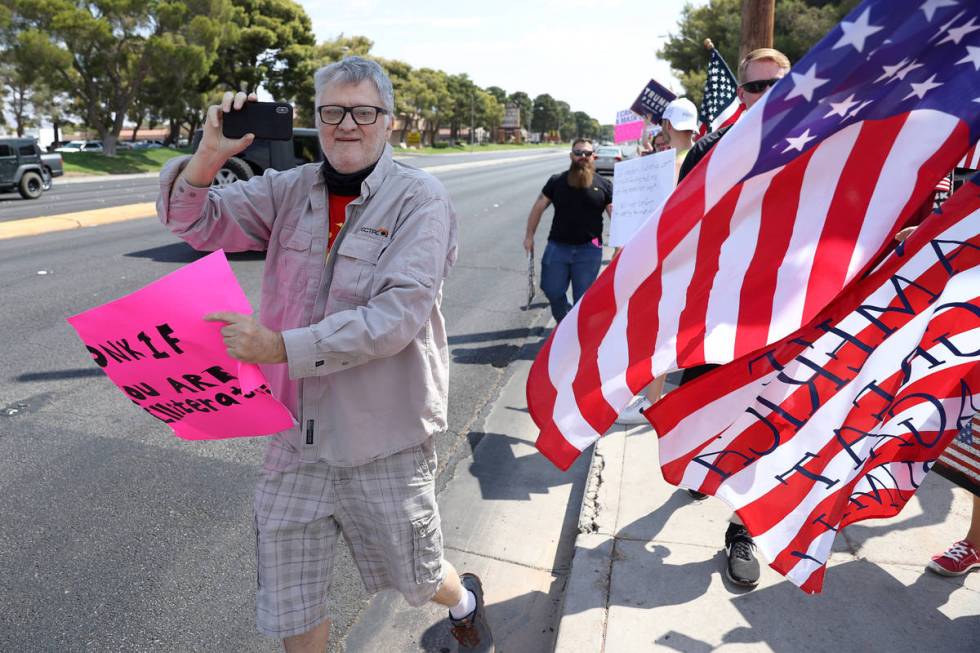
<box><xmin>740</xmin><ymin>0</ymin><xmax>775</xmax><ymax>61</ymax></box>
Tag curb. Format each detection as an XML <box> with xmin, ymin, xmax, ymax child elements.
<box><xmin>553</xmin><ymin>426</ymin><xmax>626</xmax><ymax>653</ymax></box>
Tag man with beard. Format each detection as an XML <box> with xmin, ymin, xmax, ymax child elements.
<box><xmin>523</xmin><ymin>138</ymin><xmax>613</xmax><ymax>322</ymax></box>
<box><xmin>156</xmin><ymin>57</ymin><xmax>493</xmax><ymax>652</ymax></box>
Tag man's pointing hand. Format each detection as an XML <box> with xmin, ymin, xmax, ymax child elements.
<box><xmin>204</xmin><ymin>312</ymin><xmax>287</xmax><ymax>364</ymax></box>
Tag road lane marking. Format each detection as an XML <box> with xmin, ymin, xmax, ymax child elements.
<box><xmin>2</xmin><ymin>150</ymin><xmax>566</xmax><ymax>240</ymax></box>
<box><xmin>0</xmin><ymin>202</ymin><xmax>157</xmax><ymax>240</ymax></box>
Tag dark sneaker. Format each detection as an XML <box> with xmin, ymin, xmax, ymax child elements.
<box><xmin>449</xmin><ymin>573</ymin><xmax>494</xmax><ymax>652</ymax></box>
<box><xmin>724</xmin><ymin>523</ymin><xmax>760</xmax><ymax>587</ymax></box>
<box><xmin>687</xmin><ymin>489</ymin><xmax>708</xmax><ymax>501</ymax></box>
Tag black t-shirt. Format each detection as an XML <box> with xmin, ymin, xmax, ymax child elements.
<box><xmin>678</xmin><ymin>124</ymin><xmax>732</xmax><ymax>183</ymax></box>
<box><xmin>542</xmin><ymin>171</ymin><xmax>613</xmax><ymax>245</ymax></box>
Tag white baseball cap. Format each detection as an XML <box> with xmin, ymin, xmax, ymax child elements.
<box><xmin>662</xmin><ymin>97</ymin><xmax>699</xmax><ymax>132</ymax></box>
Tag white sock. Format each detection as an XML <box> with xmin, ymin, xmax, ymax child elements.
<box><xmin>449</xmin><ymin>588</ymin><xmax>477</xmax><ymax>620</ymax></box>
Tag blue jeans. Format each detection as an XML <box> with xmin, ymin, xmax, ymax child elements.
<box><xmin>540</xmin><ymin>240</ymin><xmax>602</xmax><ymax>322</ymax></box>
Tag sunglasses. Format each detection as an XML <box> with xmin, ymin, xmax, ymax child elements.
<box><xmin>740</xmin><ymin>78</ymin><xmax>781</xmax><ymax>94</ymax></box>
<box><xmin>572</xmin><ymin>149</ymin><xmax>594</xmax><ymax>157</ymax></box>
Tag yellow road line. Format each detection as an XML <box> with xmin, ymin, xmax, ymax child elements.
<box><xmin>0</xmin><ymin>202</ymin><xmax>157</xmax><ymax>240</ymax></box>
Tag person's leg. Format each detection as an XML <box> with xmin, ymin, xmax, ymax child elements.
<box><xmin>967</xmin><ymin>494</ymin><xmax>980</xmax><ymax>546</ymax></box>
<box><xmin>339</xmin><ymin>440</ymin><xmax>492</xmax><ymax>649</ymax></box>
<box><xmin>284</xmin><ymin>620</ymin><xmax>330</xmax><ymax>653</ymax></box>
<box><xmin>540</xmin><ymin>241</ymin><xmax>572</xmax><ymax>322</ymax></box>
<box><xmin>431</xmin><ymin>560</ymin><xmax>465</xmax><ymax>606</ymax></box>
<box><xmin>569</xmin><ymin>241</ymin><xmax>603</xmax><ymax>304</ymax></box>
<box><xmin>254</xmin><ymin>454</ymin><xmax>339</xmax><ymax>647</ymax></box>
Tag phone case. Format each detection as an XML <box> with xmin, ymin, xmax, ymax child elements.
<box><xmin>222</xmin><ymin>102</ymin><xmax>293</xmax><ymax>141</ymax></box>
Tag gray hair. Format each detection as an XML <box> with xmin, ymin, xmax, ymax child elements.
<box><xmin>314</xmin><ymin>56</ymin><xmax>394</xmax><ymax>114</ymax></box>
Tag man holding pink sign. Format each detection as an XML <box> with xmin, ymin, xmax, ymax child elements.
<box><xmin>156</xmin><ymin>57</ymin><xmax>493</xmax><ymax>652</ymax></box>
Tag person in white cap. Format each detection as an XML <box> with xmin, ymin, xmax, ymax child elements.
<box><xmin>660</xmin><ymin>97</ymin><xmax>699</xmax><ymax>180</ymax></box>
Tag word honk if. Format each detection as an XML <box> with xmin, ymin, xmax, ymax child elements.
<box><xmin>67</xmin><ymin>251</ymin><xmax>294</xmax><ymax>440</ymax></box>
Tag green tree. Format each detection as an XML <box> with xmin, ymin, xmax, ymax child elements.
<box><xmin>573</xmin><ymin>111</ymin><xmax>594</xmax><ymax>139</ymax></box>
<box><xmin>7</xmin><ymin>0</ymin><xmax>233</xmax><ymax>154</ymax></box>
<box><xmin>507</xmin><ymin>91</ymin><xmax>533</xmax><ymax>132</ymax></box>
<box><xmin>446</xmin><ymin>73</ymin><xmax>477</xmax><ymax>142</ymax></box>
<box><xmin>485</xmin><ymin>85</ymin><xmax>506</xmax><ymax>105</ymax></box>
<box><xmin>658</xmin><ymin>0</ymin><xmax>860</xmax><ymax>104</ymax></box>
<box><xmin>207</xmin><ymin>0</ymin><xmax>316</xmax><ymax>96</ymax></box>
<box><xmin>531</xmin><ymin>93</ymin><xmax>558</xmax><ymax>136</ymax></box>
<box><xmin>400</xmin><ymin>67</ymin><xmax>453</xmax><ymax>144</ymax></box>
<box><xmin>474</xmin><ymin>89</ymin><xmax>503</xmax><ymax>142</ymax></box>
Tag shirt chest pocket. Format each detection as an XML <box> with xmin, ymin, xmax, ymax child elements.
<box><xmin>331</xmin><ymin>234</ymin><xmax>386</xmax><ymax>302</ymax></box>
<box><xmin>276</xmin><ymin>226</ymin><xmax>314</xmax><ymax>290</ymax></box>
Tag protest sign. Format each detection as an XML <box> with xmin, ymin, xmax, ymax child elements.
<box><xmin>608</xmin><ymin>149</ymin><xmax>675</xmax><ymax>247</ymax></box>
<box><xmin>67</xmin><ymin>250</ymin><xmax>295</xmax><ymax>440</ymax></box>
<box><xmin>615</xmin><ymin>109</ymin><xmax>644</xmax><ymax>144</ymax></box>
<box><xmin>629</xmin><ymin>79</ymin><xmax>676</xmax><ymax>122</ymax></box>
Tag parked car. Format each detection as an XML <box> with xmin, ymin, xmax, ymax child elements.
<box><xmin>132</xmin><ymin>139</ymin><xmax>165</xmax><ymax>149</ymax></box>
<box><xmin>594</xmin><ymin>145</ymin><xmax>623</xmax><ymax>175</ymax></box>
<box><xmin>55</xmin><ymin>140</ymin><xmax>103</xmax><ymax>153</ymax></box>
<box><xmin>41</xmin><ymin>151</ymin><xmax>64</xmax><ymax>179</ymax></box>
<box><xmin>190</xmin><ymin>127</ymin><xmax>322</xmax><ymax>187</ymax></box>
<box><xmin>0</xmin><ymin>138</ymin><xmax>52</xmax><ymax>199</ymax></box>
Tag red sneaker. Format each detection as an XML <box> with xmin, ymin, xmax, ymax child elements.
<box><xmin>927</xmin><ymin>539</ymin><xmax>980</xmax><ymax>576</ymax></box>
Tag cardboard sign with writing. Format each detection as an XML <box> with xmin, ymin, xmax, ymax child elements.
<box><xmin>629</xmin><ymin>79</ymin><xmax>677</xmax><ymax>122</ymax></box>
<box><xmin>67</xmin><ymin>250</ymin><xmax>295</xmax><ymax>440</ymax></box>
<box><xmin>609</xmin><ymin>149</ymin><xmax>675</xmax><ymax>247</ymax></box>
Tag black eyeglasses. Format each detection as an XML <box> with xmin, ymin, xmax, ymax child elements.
<box><xmin>572</xmin><ymin>149</ymin><xmax>594</xmax><ymax>157</ymax></box>
<box><xmin>739</xmin><ymin>78</ymin><xmax>781</xmax><ymax>94</ymax></box>
<box><xmin>317</xmin><ymin>105</ymin><xmax>389</xmax><ymax>125</ymax></box>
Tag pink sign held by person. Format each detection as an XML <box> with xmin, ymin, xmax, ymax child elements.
<box><xmin>67</xmin><ymin>250</ymin><xmax>295</xmax><ymax>440</ymax></box>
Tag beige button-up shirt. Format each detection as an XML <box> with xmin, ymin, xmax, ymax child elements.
<box><xmin>157</xmin><ymin>145</ymin><xmax>457</xmax><ymax>466</ymax></box>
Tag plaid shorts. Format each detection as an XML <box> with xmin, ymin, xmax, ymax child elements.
<box><xmin>253</xmin><ymin>437</ymin><xmax>445</xmax><ymax>638</ymax></box>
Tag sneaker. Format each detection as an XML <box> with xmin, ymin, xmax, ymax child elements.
<box><xmin>687</xmin><ymin>489</ymin><xmax>708</xmax><ymax>501</ymax></box>
<box><xmin>615</xmin><ymin>396</ymin><xmax>652</xmax><ymax>425</ymax></box>
<box><xmin>724</xmin><ymin>523</ymin><xmax>760</xmax><ymax>587</ymax></box>
<box><xmin>927</xmin><ymin>539</ymin><xmax>980</xmax><ymax>577</ymax></box>
<box><xmin>449</xmin><ymin>573</ymin><xmax>494</xmax><ymax>652</ymax></box>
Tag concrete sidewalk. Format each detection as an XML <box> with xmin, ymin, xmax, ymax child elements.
<box><xmin>555</xmin><ymin>420</ymin><xmax>980</xmax><ymax>652</ymax></box>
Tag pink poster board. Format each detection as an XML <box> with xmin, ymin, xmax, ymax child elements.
<box><xmin>614</xmin><ymin>121</ymin><xmax>644</xmax><ymax>143</ymax></box>
<box><xmin>67</xmin><ymin>250</ymin><xmax>295</xmax><ymax>440</ymax></box>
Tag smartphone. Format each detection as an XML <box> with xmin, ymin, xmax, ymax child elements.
<box><xmin>222</xmin><ymin>101</ymin><xmax>293</xmax><ymax>140</ymax></box>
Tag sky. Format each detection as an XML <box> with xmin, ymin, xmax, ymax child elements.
<box><xmin>296</xmin><ymin>0</ymin><xmax>707</xmax><ymax>125</ymax></box>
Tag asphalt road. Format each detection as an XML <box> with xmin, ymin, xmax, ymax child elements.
<box><xmin>0</xmin><ymin>149</ymin><xmax>572</xmax><ymax>651</ymax></box>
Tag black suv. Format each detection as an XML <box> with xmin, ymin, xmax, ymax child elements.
<box><xmin>191</xmin><ymin>128</ymin><xmax>322</xmax><ymax>187</ymax></box>
<box><xmin>0</xmin><ymin>138</ymin><xmax>51</xmax><ymax>199</ymax></box>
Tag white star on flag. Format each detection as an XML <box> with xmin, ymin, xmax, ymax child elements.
<box><xmin>957</xmin><ymin>45</ymin><xmax>980</xmax><ymax>70</ymax></box>
<box><xmin>904</xmin><ymin>74</ymin><xmax>943</xmax><ymax>100</ymax></box>
<box><xmin>848</xmin><ymin>100</ymin><xmax>873</xmax><ymax>119</ymax></box>
<box><xmin>786</xmin><ymin>64</ymin><xmax>830</xmax><ymax>102</ymax></box>
<box><xmin>894</xmin><ymin>58</ymin><xmax>924</xmax><ymax>81</ymax></box>
<box><xmin>824</xmin><ymin>94</ymin><xmax>860</xmax><ymax>118</ymax></box>
<box><xmin>932</xmin><ymin>9</ymin><xmax>967</xmax><ymax>41</ymax></box>
<box><xmin>874</xmin><ymin>58</ymin><xmax>909</xmax><ymax>83</ymax></box>
<box><xmin>938</xmin><ymin>16</ymin><xmax>980</xmax><ymax>45</ymax></box>
<box><xmin>921</xmin><ymin>0</ymin><xmax>958</xmax><ymax>22</ymax></box>
<box><xmin>782</xmin><ymin>128</ymin><xmax>817</xmax><ymax>153</ymax></box>
<box><xmin>833</xmin><ymin>7</ymin><xmax>884</xmax><ymax>52</ymax></box>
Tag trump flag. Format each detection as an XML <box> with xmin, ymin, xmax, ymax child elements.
<box><xmin>528</xmin><ymin>0</ymin><xmax>980</xmax><ymax>470</ymax></box>
<box><xmin>647</xmin><ymin>174</ymin><xmax>980</xmax><ymax>593</ymax></box>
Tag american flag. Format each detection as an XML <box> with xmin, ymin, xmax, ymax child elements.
<box><xmin>528</xmin><ymin>0</ymin><xmax>980</xmax><ymax>471</ymax></box>
<box><xmin>959</xmin><ymin>142</ymin><xmax>980</xmax><ymax>169</ymax></box>
<box><xmin>647</xmin><ymin>174</ymin><xmax>980</xmax><ymax>593</ymax></box>
<box><xmin>698</xmin><ymin>47</ymin><xmax>744</xmax><ymax>137</ymax></box>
